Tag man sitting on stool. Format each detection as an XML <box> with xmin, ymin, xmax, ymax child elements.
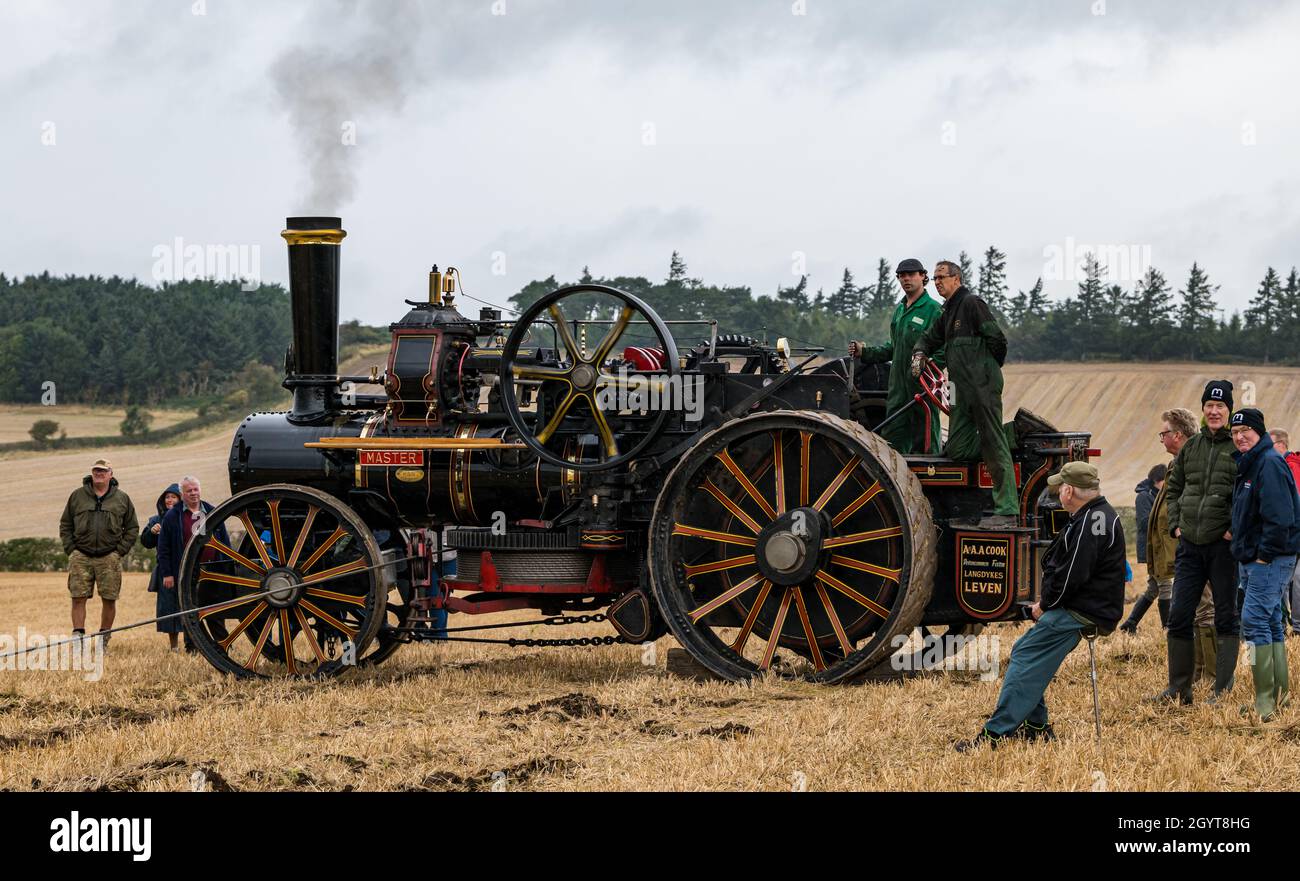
<box><xmin>956</xmin><ymin>462</ymin><xmax>1126</xmax><ymax>751</ymax></box>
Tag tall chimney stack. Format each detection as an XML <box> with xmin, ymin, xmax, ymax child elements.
<box><xmin>281</xmin><ymin>216</ymin><xmax>345</xmax><ymax>422</ymax></box>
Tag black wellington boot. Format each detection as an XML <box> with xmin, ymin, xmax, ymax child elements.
<box><xmin>1157</xmin><ymin>598</ymin><xmax>1170</xmax><ymax>628</ymax></box>
<box><xmin>1147</xmin><ymin>636</ymin><xmax>1194</xmax><ymax>705</ymax></box>
<box><xmin>1120</xmin><ymin>595</ymin><xmax>1154</xmax><ymax>634</ymax></box>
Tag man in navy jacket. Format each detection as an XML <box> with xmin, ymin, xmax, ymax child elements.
<box><xmin>1229</xmin><ymin>409</ymin><xmax>1300</xmax><ymax>721</ymax></box>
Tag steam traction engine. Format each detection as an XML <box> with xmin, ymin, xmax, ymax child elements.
<box><xmin>179</xmin><ymin>217</ymin><xmax>1096</xmax><ymax>682</ymax></box>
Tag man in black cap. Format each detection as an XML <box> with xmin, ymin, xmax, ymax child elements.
<box><xmin>955</xmin><ymin>462</ymin><xmax>1125</xmax><ymax>750</ymax></box>
<box><xmin>1150</xmin><ymin>379</ymin><xmax>1240</xmax><ymax>704</ymax></box>
<box><xmin>848</xmin><ymin>258</ymin><xmax>943</xmax><ymax>454</ymax></box>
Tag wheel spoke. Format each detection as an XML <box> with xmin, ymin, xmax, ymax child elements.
<box><xmin>244</xmin><ymin>615</ymin><xmax>274</xmax><ymax>671</ymax></box>
<box><xmin>547</xmin><ymin>304</ymin><xmax>582</xmax><ymax>362</ymax></box>
<box><xmin>813</xmin><ymin>581</ymin><xmax>854</xmax><ymax>656</ymax></box>
<box><xmin>267</xmin><ymin>500</ymin><xmax>286</xmax><ymax>564</ymax></box>
<box><xmin>294</xmin><ymin>606</ymin><xmax>328</xmax><ymax>663</ymax></box>
<box><xmin>759</xmin><ymin>588</ymin><xmax>795</xmax><ymax>671</ymax></box>
<box><xmin>238</xmin><ymin>512</ymin><xmax>275</xmax><ymax>570</ymax></box>
<box><xmin>791</xmin><ymin>587</ymin><xmax>826</xmax><ymax>672</ymax></box>
<box><xmin>303</xmin><ymin>585</ymin><xmax>368</xmax><ymax>606</ymax></box>
<box><xmin>218</xmin><ymin>601</ymin><xmax>268</xmax><ymax>648</ymax></box>
<box><xmin>671</xmin><ymin>523</ymin><xmax>757</xmax><ymax>547</ymax></box>
<box><xmin>279</xmin><ymin>609</ymin><xmax>297</xmax><ymax>674</ymax></box>
<box><xmin>511</xmin><ymin>363</ymin><xmax>572</xmax><ymax>382</ymax></box>
<box><xmin>199</xmin><ymin>593</ymin><xmax>265</xmax><ymax>621</ymax></box>
<box><xmin>772</xmin><ymin>432</ymin><xmax>786</xmax><ymax>515</ymax></box>
<box><xmin>285</xmin><ymin>504</ymin><xmax>318</xmax><ymax>569</ymax></box>
<box><xmin>535</xmin><ymin>389</ymin><xmax>578</xmax><ymax>445</ymax></box>
<box><xmin>591</xmin><ymin>305</ymin><xmax>635</xmax><ymax>365</ymax></box>
<box><xmin>813</xmin><ymin>454</ymin><xmax>862</xmax><ymax>511</ymax></box>
<box><xmin>715</xmin><ymin>449</ymin><xmax>778</xmax><ymax>522</ymax></box>
<box><xmin>830</xmin><ymin>554</ymin><xmax>901</xmax><ymax>582</ymax></box>
<box><xmin>687</xmin><ymin>572</ymin><xmax>765</xmax><ymax>623</ymax></box>
<box><xmin>683</xmin><ymin>553</ymin><xmax>756</xmax><ymax>578</ymax></box>
<box><xmin>700</xmin><ymin>477</ymin><xmax>764</xmax><ymax>534</ymax></box>
<box><xmin>830</xmin><ymin>482</ymin><xmax>885</xmax><ymax>527</ymax></box>
<box><xmin>799</xmin><ymin>431</ymin><xmax>812</xmax><ymax>506</ymax></box>
<box><xmin>299</xmin><ymin>599</ymin><xmax>358</xmax><ymax>640</ymax></box>
<box><xmin>299</xmin><ymin>557</ymin><xmax>368</xmax><ymax>586</ymax></box>
<box><xmin>815</xmin><ymin>569</ymin><xmax>891</xmax><ymax>618</ymax></box>
<box><xmin>822</xmin><ymin>525</ymin><xmax>903</xmax><ymax>548</ymax></box>
<box><xmin>197</xmin><ymin>569</ymin><xmax>261</xmax><ymax>589</ymax></box>
<box><xmin>586</xmin><ymin>393</ymin><xmax>620</xmax><ymax>459</ymax></box>
<box><xmin>206</xmin><ymin>537</ymin><xmax>267</xmax><ymax>576</ymax></box>
<box><xmin>299</xmin><ymin>526</ymin><xmax>347</xmax><ymax>574</ymax></box>
<box><xmin>731</xmin><ymin>579</ymin><xmax>773</xmax><ymax>653</ymax></box>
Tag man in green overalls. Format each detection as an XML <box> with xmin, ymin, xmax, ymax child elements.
<box><xmin>912</xmin><ymin>259</ymin><xmax>1018</xmax><ymax>528</ymax></box>
<box><xmin>848</xmin><ymin>258</ymin><xmax>943</xmax><ymax>454</ymax></box>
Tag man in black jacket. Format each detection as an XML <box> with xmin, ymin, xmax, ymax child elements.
<box><xmin>956</xmin><ymin>462</ymin><xmax>1125</xmax><ymax>750</ymax></box>
<box><xmin>1120</xmin><ymin>463</ymin><xmax>1164</xmax><ymax>633</ymax></box>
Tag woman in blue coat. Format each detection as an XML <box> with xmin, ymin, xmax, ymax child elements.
<box><xmin>156</xmin><ymin>477</ymin><xmax>231</xmax><ymax>654</ymax></box>
<box><xmin>141</xmin><ymin>484</ymin><xmax>183</xmax><ymax>650</ymax></box>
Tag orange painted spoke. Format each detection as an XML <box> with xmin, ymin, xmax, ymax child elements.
<box><xmin>772</xmin><ymin>432</ymin><xmax>787</xmax><ymax>515</ymax></box>
<box><xmin>823</xmin><ymin>525</ymin><xmax>903</xmax><ymax>548</ymax></box>
<box><xmin>285</xmin><ymin>505</ymin><xmax>318</xmax><ymax>569</ymax></box>
<box><xmin>592</xmin><ymin>306</ymin><xmax>635</xmax><ymax>365</ymax></box>
<box><xmin>731</xmin><ymin>579</ymin><xmax>773</xmax><ymax>654</ymax></box>
<box><xmin>799</xmin><ymin>431</ymin><xmax>812</xmax><ymax>506</ymax></box>
<box><xmin>206</xmin><ymin>538</ymin><xmax>266</xmax><ymax>576</ymax></box>
<box><xmin>830</xmin><ymin>482</ymin><xmax>884</xmax><ymax>527</ymax></box>
<box><xmin>535</xmin><ymin>390</ymin><xmax>578</xmax><ymax>445</ymax></box>
<box><xmin>814</xmin><ymin>581</ymin><xmax>854</xmax><ymax>656</ymax></box>
<box><xmin>683</xmin><ymin>553</ymin><xmax>756</xmax><ymax>578</ymax></box>
<box><xmin>304</xmin><ymin>586</ymin><xmax>367</xmax><ymax>607</ymax></box>
<box><xmin>715</xmin><ymin>449</ymin><xmax>778</xmax><ymax>522</ymax></box>
<box><xmin>759</xmin><ymin>588</ymin><xmax>795</xmax><ymax>672</ymax></box>
<box><xmin>244</xmin><ymin>615</ymin><xmax>274</xmax><ymax>671</ymax></box>
<box><xmin>547</xmin><ymin>304</ymin><xmax>582</xmax><ymax>361</ymax></box>
<box><xmin>279</xmin><ymin>608</ymin><xmax>297</xmax><ymax>674</ymax></box>
<box><xmin>267</xmin><ymin>500</ymin><xmax>286</xmax><ymax>565</ymax></box>
<box><xmin>294</xmin><ymin>606</ymin><xmax>328</xmax><ymax>663</ymax></box>
<box><xmin>299</xmin><ymin>526</ymin><xmax>346</xmax><ymax>574</ymax></box>
<box><xmin>688</xmin><ymin>572</ymin><xmax>765</xmax><ymax>624</ymax></box>
<box><xmin>299</xmin><ymin>557</ymin><xmax>368</xmax><ymax>586</ymax></box>
<box><xmin>791</xmin><ymin>587</ymin><xmax>826</xmax><ymax>672</ymax></box>
<box><xmin>816</xmin><ymin>569</ymin><xmax>892</xmax><ymax>618</ymax></box>
<box><xmin>199</xmin><ymin>593</ymin><xmax>265</xmax><ymax>620</ymax></box>
<box><xmin>238</xmin><ymin>512</ymin><xmax>275</xmax><ymax>570</ymax></box>
<box><xmin>219</xmin><ymin>601</ymin><xmax>268</xmax><ymax>648</ymax></box>
<box><xmin>813</xmin><ymin>455</ymin><xmax>862</xmax><ymax>511</ymax></box>
<box><xmin>298</xmin><ymin>599</ymin><xmax>358</xmax><ymax>640</ymax></box>
<box><xmin>671</xmin><ymin>523</ymin><xmax>757</xmax><ymax>547</ymax></box>
<box><xmin>197</xmin><ymin>569</ymin><xmax>261</xmax><ymax>590</ymax></box>
<box><xmin>830</xmin><ymin>554</ymin><xmax>901</xmax><ymax>582</ymax></box>
<box><xmin>701</xmin><ymin>478</ymin><xmax>763</xmax><ymax>534</ymax></box>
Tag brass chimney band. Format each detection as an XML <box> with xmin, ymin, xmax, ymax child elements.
<box><xmin>281</xmin><ymin>228</ymin><xmax>347</xmax><ymax>246</ymax></box>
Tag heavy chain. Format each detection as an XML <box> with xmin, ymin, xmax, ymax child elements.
<box><xmin>391</xmin><ymin>612</ymin><xmax>627</xmax><ymax>648</ymax></box>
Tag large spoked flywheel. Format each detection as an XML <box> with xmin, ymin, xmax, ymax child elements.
<box><xmin>177</xmin><ymin>485</ymin><xmax>387</xmax><ymax>678</ymax></box>
<box><xmin>648</xmin><ymin>410</ymin><xmax>937</xmax><ymax>683</ymax></box>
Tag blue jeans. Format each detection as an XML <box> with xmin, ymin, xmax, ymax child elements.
<box><xmin>985</xmin><ymin>608</ymin><xmax>1087</xmax><ymax>736</ymax></box>
<box><xmin>1239</xmin><ymin>556</ymin><xmax>1297</xmax><ymax>646</ymax></box>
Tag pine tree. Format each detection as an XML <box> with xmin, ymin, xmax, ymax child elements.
<box><xmin>667</xmin><ymin>251</ymin><xmax>687</xmax><ymax>285</ymax></box>
<box><xmin>1245</xmin><ymin>266</ymin><xmax>1282</xmax><ymax>361</ymax></box>
<box><xmin>777</xmin><ymin>275</ymin><xmax>811</xmax><ymax>311</ymax></box>
<box><xmin>958</xmin><ymin>251</ymin><xmax>974</xmax><ymax>290</ymax></box>
<box><xmin>1279</xmin><ymin>267</ymin><xmax>1300</xmax><ymax>355</ymax></box>
<box><xmin>1025</xmin><ymin>277</ymin><xmax>1047</xmax><ymax>317</ymax></box>
<box><xmin>1076</xmin><ymin>253</ymin><xmax>1107</xmax><ymax>323</ymax></box>
<box><xmin>1177</xmin><ymin>262</ymin><xmax>1219</xmax><ymax>360</ymax></box>
<box><xmin>976</xmin><ymin>246</ymin><xmax>1008</xmax><ymax>313</ymax></box>
<box><xmin>869</xmin><ymin>258</ymin><xmax>896</xmax><ymax>316</ymax></box>
<box><xmin>824</xmin><ymin>268</ymin><xmax>858</xmax><ymax>318</ymax></box>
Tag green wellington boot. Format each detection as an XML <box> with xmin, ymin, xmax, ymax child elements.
<box><xmin>1274</xmin><ymin>642</ymin><xmax>1290</xmax><ymax>710</ymax></box>
<box><xmin>1245</xmin><ymin>642</ymin><xmax>1277</xmax><ymax>721</ymax></box>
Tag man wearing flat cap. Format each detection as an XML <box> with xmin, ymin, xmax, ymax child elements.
<box><xmin>59</xmin><ymin>458</ymin><xmax>138</xmax><ymax>649</ymax></box>
<box><xmin>848</xmin><ymin>258</ymin><xmax>943</xmax><ymax>454</ymax></box>
<box><xmin>1151</xmin><ymin>379</ymin><xmax>1240</xmax><ymax>705</ymax></box>
<box><xmin>956</xmin><ymin>462</ymin><xmax>1125</xmax><ymax>751</ymax></box>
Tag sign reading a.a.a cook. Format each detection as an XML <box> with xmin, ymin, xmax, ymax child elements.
<box><xmin>954</xmin><ymin>533</ymin><xmax>1015</xmax><ymax>619</ymax></box>
<box><xmin>359</xmin><ymin>449</ymin><xmax>423</xmax><ymax>467</ymax></box>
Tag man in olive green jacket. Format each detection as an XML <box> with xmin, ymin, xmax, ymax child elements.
<box><xmin>1152</xmin><ymin>381</ymin><xmax>1239</xmax><ymax>704</ymax></box>
<box><xmin>849</xmin><ymin>258</ymin><xmax>943</xmax><ymax>454</ymax></box>
<box><xmin>59</xmin><ymin>459</ymin><xmax>138</xmax><ymax>646</ymax></box>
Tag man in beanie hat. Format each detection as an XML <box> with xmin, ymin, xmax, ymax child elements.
<box><xmin>1151</xmin><ymin>380</ymin><xmax>1240</xmax><ymax>705</ymax></box>
<box><xmin>848</xmin><ymin>258</ymin><xmax>943</xmax><ymax>454</ymax></box>
<box><xmin>912</xmin><ymin>259</ymin><xmax>1018</xmax><ymax>528</ymax></box>
<box><xmin>955</xmin><ymin>462</ymin><xmax>1125</xmax><ymax>750</ymax></box>
<box><xmin>1229</xmin><ymin>408</ymin><xmax>1300</xmax><ymax>720</ymax></box>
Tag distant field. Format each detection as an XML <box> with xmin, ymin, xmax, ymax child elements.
<box><xmin>0</xmin><ymin>404</ymin><xmax>197</xmax><ymax>445</ymax></box>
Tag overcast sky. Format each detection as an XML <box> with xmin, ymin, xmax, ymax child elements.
<box><xmin>2</xmin><ymin>0</ymin><xmax>1297</xmax><ymax>325</ymax></box>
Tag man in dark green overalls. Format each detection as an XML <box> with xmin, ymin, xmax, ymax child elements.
<box><xmin>912</xmin><ymin>259</ymin><xmax>1018</xmax><ymax>527</ymax></box>
<box><xmin>848</xmin><ymin>258</ymin><xmax>943</xmax><ymax>454</ymax></box>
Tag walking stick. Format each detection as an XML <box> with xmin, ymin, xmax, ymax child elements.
<box><xmin>1084</xmin><ymin>630</ymin><xmax>1102</xmax><ymax>742</ymax></box>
